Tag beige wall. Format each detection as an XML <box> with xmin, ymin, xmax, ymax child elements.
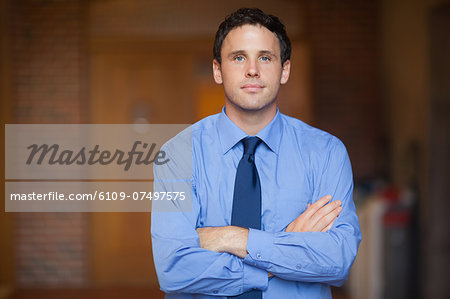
<box><xmin>380</xmin><ymin>0</ymin><xmax>447</xmax><ymax>188</ymax></box>
<box><xmin>380</xmin><ymin>0</ymin><xmax>450</xmax><ymax>297</ymax></box>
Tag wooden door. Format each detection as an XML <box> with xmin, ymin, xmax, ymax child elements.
<box><xmin>89</xmin><ymin>45</ymin><xmax>196</xmax><ymax>287</ymax></box>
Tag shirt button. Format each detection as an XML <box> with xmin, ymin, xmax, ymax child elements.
<box><xmin>296</xmin><ymin>264</ymin><xmax>302</xmax><ymax>270</ymax></box>
<box><xmin>213</xmin><ymin>290</ymin><xmax>218</xmax><ymax>294</ymax></box>
<box><xmin>256</xmin><ymin>253</ymin><xmax>262</xmax><ymax>259</ymax></box>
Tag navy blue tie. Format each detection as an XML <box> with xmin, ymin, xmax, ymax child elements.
<box><xmin>229</xmin><ymin>137</ymin><xmax>262</xmax><ymax>299</ymax></box>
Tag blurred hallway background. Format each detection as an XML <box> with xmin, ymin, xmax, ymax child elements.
<box><xmin>1</xmin><ymin>0</ymin><xmax>449</xmax><ymax>298</ymax></box>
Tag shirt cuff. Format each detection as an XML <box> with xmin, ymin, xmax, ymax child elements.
<box><xmin>243</xmin><ymin>263</ymin><xmax>268</xmax><ymax>292</ymax></box>
<box><xmin>244</xmin><ymin>228</ymin><xmax>274</xmax><ymax>269</ymax></box>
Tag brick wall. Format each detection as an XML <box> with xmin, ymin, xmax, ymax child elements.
<box><xmin>307</xmin><ymin>0</ymin><xmax>384</xmax><ymax>181</ymax></box>
<box><xmin>14</xmin><ymin>213</ymin><xmax>88</xmax><ymax>286</ymax></box>
<box><xmin>9</xmin><ymin>0</ymin><xmax>88</xmax><ymax>287</ymax></box>
<box><xmin>10</xmin><ymin>0</ymin><xmax>85</xmax><ymax>123</ymax></box>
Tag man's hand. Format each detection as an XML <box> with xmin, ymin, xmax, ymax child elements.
<box><xmin>197</xmin><ymin>226</ymin><xmax>248</xmax><ymax>258</ymax></box>
<box><xmin>197</xmin><ymin>195</ymin><xmax>342</xmax><ymax>278</ymax></box>
<box><xmin>285</xmin><ymin>195</ymin><xmax>342</xmax><ymax>233</ymax></box>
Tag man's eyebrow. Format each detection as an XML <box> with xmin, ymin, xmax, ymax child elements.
<box><xmin>259</xmin><ymin>50</ymin><xmax>277</xmax><ymax>58</ymax></box>
<box><xmin>228</xmin><ymin>50</ymin><xmax>246</xmax><ymax>57</ymax></box>
<box><xmin>227</xmin><ymin>50</ymin><xmax>278</xmax><ymax>58</ymax></box>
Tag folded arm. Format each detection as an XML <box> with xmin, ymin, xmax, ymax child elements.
<box><xmin>197</xmin><ymin>140</ymin><xmax>361</xmax><ymax>286</ymax></box>
<box><xmin>152</xmin><ymin>137</ymin><xmax>361</xmax><ymax>293</ymax></box>
<box><xmin>151</xmin><ymin>140</ymin><xmax>268</xmax><ymax>296</ymax></box>
<box><xmin>197</xmin><ymin>195</ymin><xmax>343</xmax><ymax>278</ymax></box>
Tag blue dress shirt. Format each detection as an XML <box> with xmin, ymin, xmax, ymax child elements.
<box><xmin>151</xmin><ymin>108</ymin><xmax>361</xmax><ymax>298</ymax></box>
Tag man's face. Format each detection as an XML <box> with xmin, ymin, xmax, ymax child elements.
<box><xmin>213</xmin><ymin>24</ymin><xmax>290</xmax><ymax>113</ymax></box>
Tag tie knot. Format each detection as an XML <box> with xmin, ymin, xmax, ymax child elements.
<box><xmin>242</xmin><ymin>137</ymin><xmax>262</xmax><ymax>155</ymax></box>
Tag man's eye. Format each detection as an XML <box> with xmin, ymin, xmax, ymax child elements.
<box><xmin>234</xmin><ymin>56</ymin><xmax>245</xmax><ymax>62</ymax></box>
<box><xmin>260</xmin><ymin>56</ymin><xmax>271</xmax><ymax>62</ymax></box>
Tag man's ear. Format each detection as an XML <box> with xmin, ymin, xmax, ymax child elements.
<box><xmin>280</xmin><ymin>60</ymin><xmax>291</xmax><ymax>84</ymax></box>
<box><xmin>213</xmin><ymin>59</ymin><xmax>223</xmax><ymax>84</ymax></box>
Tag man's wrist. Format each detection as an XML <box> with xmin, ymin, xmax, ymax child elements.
<box><xmin>222</xmin><ymin>226</ymin><xmax>249</xmax><ymax>258</ymax></box>
<box><xmin>197</xmin><ymin>226</ymin><xmax>249</xmax><ymax>258</ymax></box>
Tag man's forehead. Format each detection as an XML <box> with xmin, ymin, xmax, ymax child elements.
<box><xmin>222</xmin><ymin>24</ymin><xmax>280</xmax><ymax>53</ymax></box>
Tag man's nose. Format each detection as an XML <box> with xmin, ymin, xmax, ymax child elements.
<box><xmin>245</xmin><ymin>60</ymin><xmax>260</xmax><ymax>78</ymax></box>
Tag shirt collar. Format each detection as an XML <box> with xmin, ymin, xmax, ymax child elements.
<box><xmin>217</xmin><ymin>107</ymin><xmax>282</xmax><ymax>155</ymax></box>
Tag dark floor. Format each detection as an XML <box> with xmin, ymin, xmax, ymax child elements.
<box><xmin>7</xmin><ymin>288</ymin><xmax>165</xmax><ymax>299</ymax></box>
<box><xmin>6</xmin><ymin>287</ymin><xmax>349</xmax><ymax>299</ymax></box>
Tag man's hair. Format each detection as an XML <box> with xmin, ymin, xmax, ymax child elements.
<box><xmin>213</xmin><ymin>8</ymin><xmax>291</xmax><ymax>65</ymax></box>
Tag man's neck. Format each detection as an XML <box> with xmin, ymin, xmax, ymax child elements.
<box><xmin>224</xmin><ymin>103</ymin><xmax>277</xmax><ymax>136</ymax></box>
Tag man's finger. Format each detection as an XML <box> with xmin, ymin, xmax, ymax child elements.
<box><xmin>311</xmin><ymin>195</ymin><xmax>332</xmax><ymax>209</ymax></box>
<box><xmin>302</xmin><ymin>195</ymin><xmax>332</xmax><ymax>219</ymax></box>
<box><xmin>320</xmin><ymin>211</ymin><xmax>341</xmax><ymax>232</ymax></box>
<box><xmin>285</xmin><ymin>221</ymin><xmax>294</xmax><ymax>232</ymax></box>
<box><xmin>313</xmin><ymin>206</ymin><xmax>342</xmax><ymax>232</ymax></box>
<box><xmin>285</xmin><ymin>196</ymin><xmax>337</xmax><ymax>232</ymax></box>
<box><xmin>309</xmin><ymin>199</ymin><xmax>341</xmax><ymax>227</ymax></box>
<box><xmin>321</xmin><ymin>220</ymin><xmax>334</xmax><ymax>232</ymax></box>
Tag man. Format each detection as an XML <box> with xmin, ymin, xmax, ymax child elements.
<box><xmin>151</xmin><ymin>8</ymin><xmax>361</xmax><ymax>298</ymax></box>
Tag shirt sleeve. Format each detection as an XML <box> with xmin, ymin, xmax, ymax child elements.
<box><xmin>151</xmin><ymin>138</ymin><xmax>268</xmax><ymax>295</ymax></box>
<box><xmin>243</xmin><ymin>138</ymin><xmax>361</xmax><ymax>286</ymax></box>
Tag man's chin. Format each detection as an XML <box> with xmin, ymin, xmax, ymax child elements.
<box><xmin>225</xmin><ymin>96</ymin><xmax>277</xmax><ymax>114</ymax></box>
<box><xmin>235</xmin><ymin>101</ymin><xmax>276</xmax><ymax>113</ymax></box>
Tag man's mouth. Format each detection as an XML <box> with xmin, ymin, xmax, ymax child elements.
<box><xmin>241</xmin><ymin>84</ymin><xmax>264</xmax><ymax>92</ymax></box>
